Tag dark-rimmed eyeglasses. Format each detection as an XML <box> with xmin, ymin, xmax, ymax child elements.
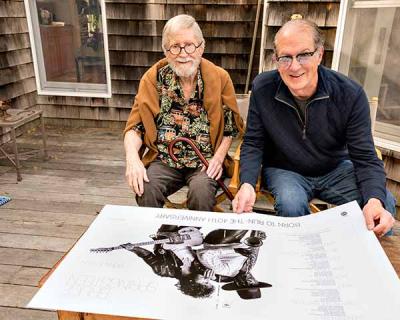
<box><xmin>275</xmin><ymin>48</ymin><xmax>319</xmax><ymax>69</ymax></box>
<box><xmin>167</xmin><ymin>42</ymin><xmax>203</xmax><ymax>55</ymax></box>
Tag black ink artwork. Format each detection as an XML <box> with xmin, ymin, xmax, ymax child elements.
<box><xmin>91</xmin><ymin>225</ymin><xmax>272</xmax><ymax>300</ymax></box>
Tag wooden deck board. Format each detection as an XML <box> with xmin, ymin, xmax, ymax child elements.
<box><xmin>0</xmin><ymin>209</ymin><xmax>96</xmax><ymax>226</ymax></box>
<box><xmin>0</xmin><ymin>126</ymin><xmax>399</xmax><ymax>320</ymax></box>
<box><xmin>0</xmin><ymin>248</ymin><xmax>63</xmax><ymax>269</ymax></box>
<box><xmin>1</xmin><ymin>189</ymin><xmax>134</xmax><ymax>206</ymax></box>
<box><xmin>3</xmin><ymin>199</ymin><xmax>102</xmax><ymax>214</ymax></box>
<box><xmin>0</xmin><ymin>264</ymin><xmax>49</xmax><ymax>287</ymax></box>
<box><xmin>0</xmin><ymin>233</ymin><xmax>76</xmax><ymax>252</ymax></box>
<box><xmin>0</xmin><ymin>306</ymin><xmax>57</xmax><ymax>320</ymax></box>
<box><xmin>0</xmin><ymin>284</ymin><xmax>39</xmax><ymax>308</ymax></box>
<box><xmin>0</xmin><ymin>220</ymin><xmax>87</xmax><ymax>238</ymax></box>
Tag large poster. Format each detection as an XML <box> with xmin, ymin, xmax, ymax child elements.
<box><xmin>28</xmin><ymin>202</ymin><xmax>400</xmax><ymax>319</ymax></box>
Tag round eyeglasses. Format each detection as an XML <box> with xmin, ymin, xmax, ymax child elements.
<box><xmin>275</xmin><ymin>48</ymin><xmax>318</xmax><ymax>69</ymax></box>
<box><xmin>167</xmin><ymin>42</ymin><xmax>203</xmax><ymax>56</ymax></box>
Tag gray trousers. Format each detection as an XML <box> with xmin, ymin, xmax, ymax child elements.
<box><xmin>136</xmin><ymin>160</ymin><xmax>219</xmax><ymax>211</ymax></box>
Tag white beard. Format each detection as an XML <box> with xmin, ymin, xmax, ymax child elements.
<box><xmin>170</xmin><ymin>57</ymin><xmax>201</xmax><ymax>78</ymax></box>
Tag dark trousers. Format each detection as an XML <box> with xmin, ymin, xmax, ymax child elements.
<box><xmin>136</xmin><ymin>160</ymin><xmax>218</xmax><ymax>211</ymax></box>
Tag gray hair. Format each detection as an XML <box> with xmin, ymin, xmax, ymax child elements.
<box><xmin>162</xmin><ymin>14</ymin><xmax>205</xmax><ymax>54</ymax></box>
<box><xmin>273</xmin><ymin>19</ymin><xmax>325</xmax><ymax>52</ymax></box>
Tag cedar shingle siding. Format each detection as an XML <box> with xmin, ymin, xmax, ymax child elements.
<box><xmin>0</xmin><ymin>0</ymin><xmax>37</xmax><ymax>143</ymax></box>
<box><xmin>260</xmin><ymin>0</ymin><xmax>339</xmax><ymax>72</ymax></box>
<box><xmin>1</xmin><ymin>0</ymin><xmax>341</xmax><ymax>126</ymax></box>
<box><xmin>38</xmin><ymin>0</ymin><xmax>262</xmax><ymax>126</ymax></box>
<box><xmin>0</xmin><ymin>0</ymin><xmax>36</xmax><ymax>109</ymax></box>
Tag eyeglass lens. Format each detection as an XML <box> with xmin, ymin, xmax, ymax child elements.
<box><xmin>169</xmin><ymin>43</ymin><xmax>197</xmax><ymax>55</ymax></box>
<box><xmin>277</xmin><ymin>50</ymin><xmax>317</xmax><ymax>67</ymax></box>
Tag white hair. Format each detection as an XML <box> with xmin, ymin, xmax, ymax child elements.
<box><xmin>162</xmin><ymin>14</ymin><xmax>205</xmax><ymax>54</ymax></box>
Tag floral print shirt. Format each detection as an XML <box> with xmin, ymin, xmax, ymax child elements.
<box><xmin>133</xmin><ymin>64</ymin><xmax>238</xmax><ymax>169</ymax></box>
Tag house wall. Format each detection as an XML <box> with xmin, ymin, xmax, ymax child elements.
<box><xmin>0</xmin><ymin>0</ymin><xmax>37</xmax><ymax>142</ymax></box>
<box><xmin>1</xmin><ymin>0</ymin><xmax>340</xmax><ymax>128</ymax></box>
<box><xmin>0</xmin><ymin>0</ymin><xmax>36</xmax><ymax>108</ymax></box>
<box><xmin>34</xmin><ymin>0</ymin><xmax>263</xmax><ymax>128</ymax></box>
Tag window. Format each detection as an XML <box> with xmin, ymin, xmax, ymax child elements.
<box><xmin>24</xmin><ymin>0</ymin><xmax>111</xmax><ymax>97</ymax></box>
<box><xmin>333</xmin><ymin>1</ymin><xmax>400</xmax><ymax>145</ymax></box>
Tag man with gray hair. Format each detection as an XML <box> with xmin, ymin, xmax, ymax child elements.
<box><xmin>233</xmin><ymin>19</ymin><xmax>395</xmax><ymax>237</ymax></box>
<box><xmin>124</xmin><ymin>14</ymin><xmax>243</xmax><ymax>211</ymax></box>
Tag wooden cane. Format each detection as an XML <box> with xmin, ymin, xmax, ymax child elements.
<box><xmin>168</xmin><ymin>137</ymin><xmax>234</xmax><ymax>201</ymax></box>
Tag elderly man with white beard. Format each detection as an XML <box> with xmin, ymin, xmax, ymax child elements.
<box><xmin>124</xmin><ymin>14</ymin><xmax>244</xmax><ymax>211</ymax></box>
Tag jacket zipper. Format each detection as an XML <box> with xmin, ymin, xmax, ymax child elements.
<box><xmin>275</xmin><ymin>95</ymin><xmax>329</xmax><ymax>139</ymax></box>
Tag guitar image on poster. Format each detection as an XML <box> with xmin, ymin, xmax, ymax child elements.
<box><xmin>90</xmin><ymin>226</ymin><xmax>204</xmax><ymax>252</ymax></box>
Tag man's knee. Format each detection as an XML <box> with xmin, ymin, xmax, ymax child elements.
<box><xmin>136</xmin><ymin>181</ymin><xmax>165</xmax><ymax>207</ymax></box>
<box><xmin>273</xmin><ymin>186</ymin><xmax>309</xmax><ymax>217</ymax></box>
<box><xmin>187</xmin><ymin>173</ymin><xmax>217</xmax><ymax>211</ymax></box>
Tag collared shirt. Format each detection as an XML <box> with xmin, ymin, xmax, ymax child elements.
<box><xmin>133</xmin><ymin>64</ymin><xmax>238</xmax><ymax>169</ymax></box>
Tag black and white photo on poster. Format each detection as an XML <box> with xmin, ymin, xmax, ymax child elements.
<box><xmin>90</xmin><ymin>224</ymin><xmax>272</xmax><ymax>300</ymax></box>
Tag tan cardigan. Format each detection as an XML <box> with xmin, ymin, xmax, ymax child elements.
<box><xmin>124</xmin><ymin>58</ymin><xmax>244</xmax><ymax>177</ymax></box>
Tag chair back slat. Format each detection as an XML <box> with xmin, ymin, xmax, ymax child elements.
<box><xmin>369</xmin><ymin>97</ymin><xmax>378</xmax><ymax>134</ymax></box>
<box><xmin>236</xmin><ymin>93</ymin><xmax>250</xmax><ymax>124</ymax></box>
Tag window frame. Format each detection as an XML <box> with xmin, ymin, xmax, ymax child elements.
<box><xmin>332</xmin><ymin>0</ymin><xmax>400</xmax><ymax>150</ymax></box>
<box><xmin>24</xmin><ymin>0</ymin><xmax>112</xmax><ymax>98</ymax></box>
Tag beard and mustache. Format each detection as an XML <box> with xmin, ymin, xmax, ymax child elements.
<box><xmin>169</xmin><ymin>56</ymin><xmax>201</xmax><ymax>78</ymax></box>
